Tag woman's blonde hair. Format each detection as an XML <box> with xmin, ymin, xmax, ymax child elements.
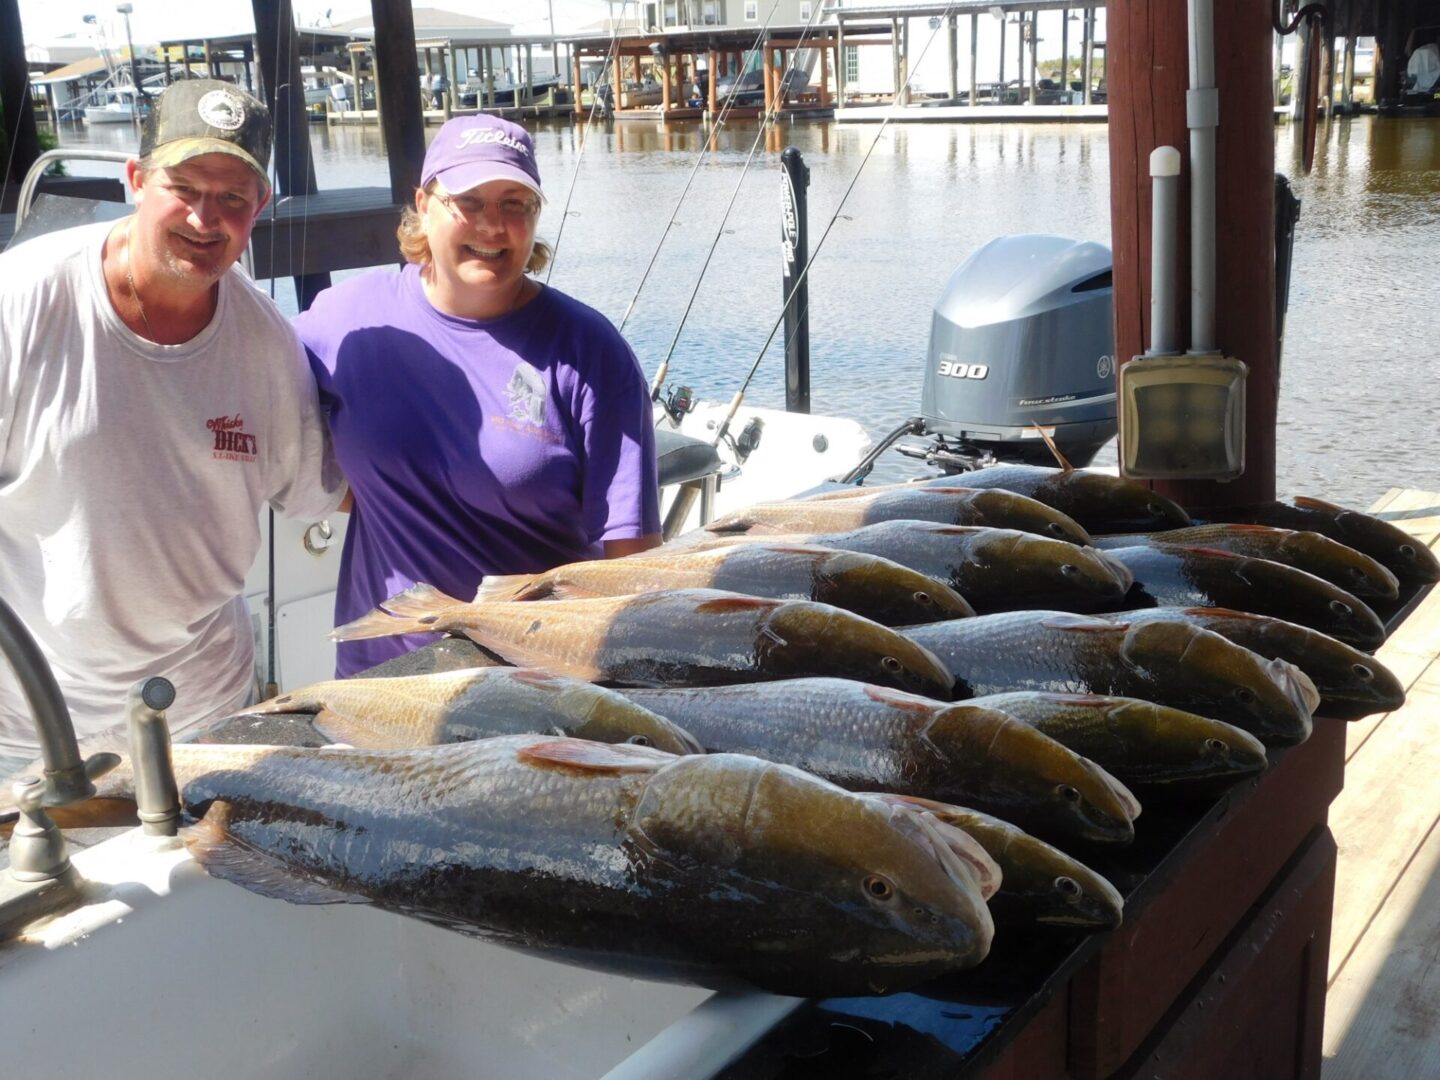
<box><xmin>396</xmin><ymin>182</ymin><xmax>552</xmax><ymax>276</ymax></box>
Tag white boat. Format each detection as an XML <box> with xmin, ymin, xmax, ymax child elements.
<box><xmin>83</xmin><ymin>87</ymin><xmax>146</xmax><ymax>125</ymax></box>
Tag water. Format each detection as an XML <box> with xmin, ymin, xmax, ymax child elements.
<box><xmin>47</xmin><ymin>113</ymin><xmax>1440</xmax><ymax>509</ymax></box>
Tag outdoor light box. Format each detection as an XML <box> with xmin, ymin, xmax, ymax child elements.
<box><xmin>1118</xmin><ymin>354</ymin><xmax>1248</xmax><ymax>480</ymax></box>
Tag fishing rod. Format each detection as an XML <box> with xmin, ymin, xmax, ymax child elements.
<box><xmin>615</xmin><ymin>0</ymin><xmax>788</xmax><ymax>336</ymax></box>
<box><xmin>546</xmin><ymin>30</ymin><xmax>623</xmax><ymax>280</ymax></box>
<box><xmin>646</xmin><ymin>0</ymin><xmax>831</xmax><ymax>401</ymax></box>
<box><xmin>708</xmin><ymin>2</ymin><xmax>963</xmax><ymax>452</ymax></box>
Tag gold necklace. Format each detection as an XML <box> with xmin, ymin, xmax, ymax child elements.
<box><xmin>124</xmin><ymin>225</ymin><xmax>155</xmax><ymax>340</ymax></box>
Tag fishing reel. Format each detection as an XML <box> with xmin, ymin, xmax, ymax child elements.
<box><xmin>729</xmin><ymin>416</ymin><xmax>764</xmax><ymax>465</ymax></box>
<box><xmin>659</xmin><ymin>384</ymin><xmax>696</xmax><ymax>426</ymax></box>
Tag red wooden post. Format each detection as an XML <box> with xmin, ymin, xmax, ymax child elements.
<box><xmin>1107</xmin><ymin>0</ymin><xmax>1277</xmax><ymax>508</ymax></box>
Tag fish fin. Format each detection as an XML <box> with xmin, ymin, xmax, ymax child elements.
<box><xmin>694</xmin><ymin>595</ymin><xmax>783</xmax><ymax>615</ymax></box>
<box><xmin>332</xmin><ymin>584</ymin><xmax>463</xmax><ymax>641</ymax></box>
<box><xmin>517</xmin><ymin>738</ymin><xmax>670</xmax><ymax>774</ymax></box>
<box><xmin>1186</xmin><ymin>606</ymin><xmax>1261</xmax><ymax>620</ymax></box>
<box><xmin>183</xmin><ymin>802</ymin><xmax>368</xmax><ymax>906</ymax></box>
<box><xmin>228</xmin><ymin>690</ymin><xmax>315</xmax><ymax>718</ymax></box>
<box><xmin>509</xmin><ymin>669</ymin><xmax>569</xmax><ymax>689</ymax></box>
<box><xmin>474</xmin><ymin>573</ymin><xmax>543</xmax><ymax>602</ymax></box>
<box><xmin>863</xmin><ymin>685</ymin><xmax>936</xmax><ymax>714</ymax></box>
<box><xmin>380</xmin><ymin>583</ymin><xmax>464</xmax><ymax>618</ymax></box>
<box><xmin>308</xmin><ymin>708</ymin><xmax>393</xmax><ymax>750</ymax></box>
<box><xmin>1164</xmin><ymin>544</ymin><xmax>1238</xmax><ymax>559</ymax></box>
<box><xmin>1292</xmin><ymin>495</ymin><xmax>1344</xmax><ymax>512</ymax></box>
<box><xmin>1044</xmin><ymin>616</ymin><xmax>1128</xmax><ymax>634</ymax></box>
<box><xmin>1268</xmin><ymin>657</ymin><xmax>1322</xmax><ymax>715</ymax></box>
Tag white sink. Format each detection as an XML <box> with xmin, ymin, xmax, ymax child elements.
<box><xmin>0</xmin><ymin>830</ymin><xmax>800</xmax><ymax>1079</ymax></box>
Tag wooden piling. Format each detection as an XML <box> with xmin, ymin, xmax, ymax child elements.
<box><xmin>1107</xmin><ymin>0</ymin><xmax>1278</xmax><ymax>507</ymax></box>
<box><xmin>369</xmin><ymin>0</ymin><xmax>426</xmax><ymax>204</ymax></box>
<box><xmin>0</xmin><ymin>0</ymin><xmax>40</xmax><ymax>193</ymax></box>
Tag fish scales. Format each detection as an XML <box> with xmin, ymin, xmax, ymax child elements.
<box><xmin>334</xmin><ymin>586</ymin><xmax>955</xmax><ymax>698</ymax></box>
<box><xmin>479</xmin><ymin>544</ymin><xmax>974</xmax><ymax>626</ymax></box>
<box><xmin>1093</xmin><ymin>524</ymin><xmax>1400</xmax><ymax>600</ymax></box>
<box><xmin>1101</xmin><ymin>544</ymin><xmax>1386</xmax><ymax>649</ymax></box>
<box><xmin>238</xmin><ymin>669</ymin><xmax>701</xmax><ymax>755</ymax></box>
<box><xmin>165</xmin><ymin>738</ymin><xmax>996</xmax><ymax>996</ymax></box>
<box><xmin>687</xmin><ymin>521</ymin><xmax>1134</xmax><ymax>615</ymax></box>
<box><xmin>903</xmin><ymin>611</ymin><xmax>1316</xmax><ymax>746</ymax></box>
<box><xmin>622</xmin><ymin>678</ymin><xmax>1140</xmax><ymax>846</ymax></box>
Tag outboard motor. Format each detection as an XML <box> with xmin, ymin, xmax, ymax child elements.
<box><xmin>908</xmin><ymin>235</ymin><xmax>1116</xmax><ymax>472</ymax></box>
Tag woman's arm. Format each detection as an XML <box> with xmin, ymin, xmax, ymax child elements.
<box><xmin>604</xmin><ymin>534</ymin><xmax>662</xmax><ymax>558</ymax></box>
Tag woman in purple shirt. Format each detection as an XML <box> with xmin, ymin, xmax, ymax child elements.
<box><xmin>295</xmin><ymin>115</ymin><xmax>662</xmax><ymax>675</ymax></box>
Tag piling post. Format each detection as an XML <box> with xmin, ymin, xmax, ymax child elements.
<box><xmin>251</xmin><ymin>0</ymin><xmax>332</xmax><ymax>310</ymax></box>
<box><xmin>612</xmin><ymin>45</ymin><xmax>624</xmax><ymax>112</ymax></box>
<box><xmin>837</xmin><ymin>21</ymin><xmax>847</xmax><ymax>108</ymax></box>
<box><xmin>781</xmin><ymin>147</ymin><xmax>811</xmax><ymax>415</ymax></box>
<box><xmin>1062</xmin><ymin>9</ymin><xmax>1070</xmax><ymax>97</ymax></box>
<box><xmin>891</xmin><ymin>18</ymin><xmax>902</xmax><ymax>102</ymax></box>
<box><xmin>948</xmin><ymin>15</ymin><xmax>959</xmax><ymax>102</ymax></box>
<box><xmin>899</xmin><ymin>18</ymin><xmax>911</xmax><ymax>105</ymax></box>
<box><xmin>819</xmin><ymin>38</ymin><xmax>830</xmax><ymax>109</ymax></box>
<box><xmin>0</xmin><ymin>0</ymin><xmax>41</xmax><ymax>194</ymax></box>
<box><xmin>999</xmin><ymin>15</ymin><xmax>1006</xmax><ymax>88</ymax></box>
<box><xmin>1107</xmin><ymin>0</ymin><xmax>1277</xmax><ymax>507</ymax></box>
<box><xmin>1028</xmin><ymin>13</ymin><xmax>1038</xmax><ymax>104</ymax></box>
<box><xmin>1082</xmin><ymin>8</ymin><xmax>1093</xmax><ymax>103</ymax></box>
<box><xmin>970</xmin><ymin>13</ymin><xmax>979</xmax><ymax>105</ymax></box>
<box><xmin>572</xmin><ymin>49</ymin><xmax>583</xmax><ymax>116</ymax></box>
<box><xmin>1341</xmin><ymin>34</ymin><xmax>1355</xmax><ymax>111</ymax></box>
<box><xmin>369</xmin><ymin>0</ymin><xmax>426</xmax><ymax>204</ymax></box>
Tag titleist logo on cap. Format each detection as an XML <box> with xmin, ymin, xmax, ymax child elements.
<box><xmin>456</xmin><ymin>127</ymin><xmax>530</xmax><ymax>156</ymax></box>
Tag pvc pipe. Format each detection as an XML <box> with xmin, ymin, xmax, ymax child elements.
<box><xmin>1149</xmin><ymin>146</ymin><xmax>1183</xmax><ymax>355</ymax></box>
<box><xmin>1187</xmin><ymin>0</ymin><xmax>1219</xmax><ymax>354</ymax></box>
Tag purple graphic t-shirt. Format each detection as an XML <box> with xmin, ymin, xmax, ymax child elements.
<box><xmin>295</xmin><ymin>266</ymin><xmax>660</xmax><ymax>675</ymax></box>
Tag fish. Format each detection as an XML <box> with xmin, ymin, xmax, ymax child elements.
<box><xmin>703</xmin><ymin>487</ymin><xmax>1093</xmax><ymax>546</ymax></box>
<box><xmin>472</xmin><ymin>543</ymin><xmax>975</xmax><ymax>626</ymax></box>
<box><xmin>862</xmin><ymin>793</ymin><xmax>1125</xmax><ymax>929</ymax></box>
<box><xmin>1100</xmin><ymin>544</ymin><xmax>1386</xmax><ymax>650</ymax></box>
<box><xmin>162</xmin><ymin>737</ymin><xmax>998</xmax><ymax>996</ymax></box>
<box><xmin>687</xmin><ymin>521</ymin><xmax>1134</xmax><ymax>614</ymax></box>
<box><xmin>1093</xmin><ymin>607</ymin><xmax>1406</xmax><ymax>721</ymax></box>
<box><xmin>963</xmin><ymin>692</ymin><xmax>1268</xmax><ymax>791</ymax></box>
<box><xmin>812</xmin><ymin>466</ymin><xmax>1190</xmax><ymax>533</ymax></box>
<box><xmin>333</xmin><ymin>585</ymin><xmax>956</xmax><ymax>700</ymax></box>
<box><xmin>621</xmin><ymin>678</ymin><xmax>1140</xmax><ymax>846</ymax></box>
<box><xmin>1093</xmin><ymin>524</ymin><xmax>1399</xmax><ymax>601</ymax></box>
<box><xmin>233</xmin><ymin>669</ymin><xmax>703</xmax><ymax>755</ymax></box>
<box><xmin>1196</xmin><ymin>496</ymin><xmax>1440</xmax><ymax>584</ymax></box>
<box><xmin>902</xmin><ymin>611</ymin><xmax>1316</xmax><ymax>746</ymax></box>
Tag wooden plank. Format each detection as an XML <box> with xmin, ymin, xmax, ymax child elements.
<box><xmin>1325</xmin><ymin>677</ymin><xmax>1440</xmax><ymax>982</ymax></box>
<box><xmin>1068</xmin><ymin>719</ymin><xmax>1346</xmax><ymax>1077</ymax></box>
<box><xmin>1117</xmin><ymin>828</ymin><xmax>1337</xmax><ymax>1080</ymax></box>
<box><xmin>1323</xmin><ymin>814</ymin><xmax>1440</xmax><ymax>1078</ymax></box>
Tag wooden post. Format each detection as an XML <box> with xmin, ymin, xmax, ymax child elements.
<box><xmin>1062</xmin><ymin>8</ymin><xmax>1070</xmax><ymax>96</ymax></box>
<box><xmin>1107</xmin><ymin>0</ymin><xmax>1277</xmax><ymax>508</ymax></box>
<box><xmin>572</xmin><ymin>49</ymin><xmax>584</xmax><ymax>115</ymax></box>
<box><xmin>349</xmin><ymin>46</ymin><xmax>361</xmax><ymax>119</ymax></box>
<box><xmin>1028</xmin><ymin>13</ymin><xmax>1038</xmax><ymax>104</ymax></box>
<box><xmin>999</xmin><ymin>15</ymin><xmax>1006</xmax><ymax>88</ymax></box>
<box><xmin>1375</xmin><ymin>0</ymin><xmax>1406</xmax><ymax>106</ymax></box>
<box><xmin>661</xmin><ymin>51</ymin><xmax>672</xmax><ymax>112</ymax></box>
<box><xmin>1342</xmin><ymin>35</ymin><xmax>1356</xmax><ymax>111</ymax></box>
<box><xmin>708</xmin><ymin>47</ymin><xmax>719</xmax><ymax>114</ymax></box>
<box><xmin>1082</xmin><ymin>7</ymin><xmax>1093</xmax><ymax>104</ymax></box>
<box><xmin>891</xmin><ymin>19</ymin><xmax>901</xmax><ymax>103</ymax></box>
<box><xmin>819</xmin><ymin>37</ymin><xmax>830</xmax><ymax>108</ymax></box>
<box><xmin>837</xmin><ymin>21</ymin><xmax>847</xmax><ymax>108</ymax></box>
<box><xmin>163</xmin><ymin>49</ymin><xmax>172</xmax><ymax>88</ymax></box>
<box><xmin>1323</xmin><ymin>30</ymin><xmax>1338</xmax><ymax>113</ymax></box>
<box><xmin>251</xmin><ymin>0</ymin><xmax>332</xmax><ymax>309</ymax></box>
<box><xmin>525</xmin><ymin>42</ymin><xmax>533</xmax><ymax>106</ymax></box>
<box><xmin>971</xmin><ymin>13</ymin><xmax>979</xmax><ymax>105</ymax></box>
<box><xmin>368</xmin><ymin>0</ymin><xmax>426</xmax><ymax>204</ymax></box>
<box><xmin>0</xmin><ymin>0</ymin><xmax>40</xmax><ymax>193</ymax></box>
<box><xmin>445</xmin><ymin>45</ymin><xmax>456</xmax><ymax>119</ymax></box>
<box><xmin>612</xmin><ymin>47</ymin><xmax>624</xmax><ymax>111</ymax></box>
<box><xmin>948</xmin><ymin>15</ymin><xmax>958</xmax><ymax>101</ymax></box>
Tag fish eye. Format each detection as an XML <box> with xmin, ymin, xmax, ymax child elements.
<box><xmin>1233</xmin><ymin>687</ymin><xmax>1256</xmax><ymax>705</ymax></box>
<box><xmin>626</xmin><ymin>735</ymin><xmax>652</xmax><ymax>747</ymax></box>
<box><xmin>1059</xmin><ymin>563</ymin><xmax>1080</xmax><ymax>578</ymax></box>
<box><xmin>1046</xmin><ymin>523</ymin><xmax>1068</xmax><ymax>537</ymax></box>
<box><xmin>1329</xmin><ymin>600</ymin><xmax>1354</xmax><ymax>616</ymax></box>
<box><xmin>418</xmin><ymin>615</ymin><xmax>440</xmax><ymax>626</ymax></box>
<box><xmin>1056</xmin><ymin>784</ymin><xmax>1081</xmax><ymax>803</ymax></box>
<box><xmin>1146</xmin><ymin>501</ymin><xmax>1167</xmax><ymax>515</ymax></box>
<box><xmin>1351</xmin><ymin>664</ymin><xmax>1374</xmax><ymax>681</ymax></box>
<box><xmin>881</xmin><ymin>656</ymin><xmax>903</xmax><ymax>673</ymax></box>
<box><xmin>1400</xmin><ymin>543</ymin><xmax>1417</xmax><ymax>558</ymax></box>
<box><xmin>862</xmin><ymin>874</ymin><xmax>895</xmax><ymax>901</ymax></box>
<box><xmin>1053</xmin><ymin>876</ymin><xmax>1082</xmax><ymax>899</ymax></box>
<box><xmin>913</xmin><ymin>591</ymin><xmax>934</xmax><ymax>606</ymax></box>
<box><xmin>1204</xmin><ymin>737</ymin><xmax>1228</xmax><ymax>754</ymax></box>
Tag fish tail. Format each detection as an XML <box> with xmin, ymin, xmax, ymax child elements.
<box><xmin>332</xmin><ymin>584</ymin><xmax>462</xmax><ymax>642</ymax></box>
<box><xmin>474</xmin><ymin>573</ymin><xmax>544</xmax><ymax>602</ymax></box>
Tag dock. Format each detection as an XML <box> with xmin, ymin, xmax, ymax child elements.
<box><xmin>1323</xmin><ymin>487</ymin><xmax>1440</xmax><ymax>1079</ymax></box>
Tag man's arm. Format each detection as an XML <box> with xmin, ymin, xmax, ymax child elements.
<box><xmin>604</xmin><ymin>534</ymin><xmax>662</xmax><ymax>559</ymax></box>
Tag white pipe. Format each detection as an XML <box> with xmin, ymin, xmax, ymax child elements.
<box><xmin>1187</xmin><ymin>0</ymin><xmax>1218</xmax><ymax>354</ymax></box>
<box><xmin>1149</xmin><ymin>146</ymin><xmax>1183</xmax><ymax>355</ymax></box>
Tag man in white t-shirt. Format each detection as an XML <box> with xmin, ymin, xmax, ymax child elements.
<box><xmin>0</xmin><ymin>79</ymin><xmax>346</xmax><ymax>764</ymax></box>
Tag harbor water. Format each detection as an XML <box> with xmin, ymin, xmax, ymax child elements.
<box><xmin>50</xmin><ymin>113</ymin><xmax>1440</xmax><ymax>509</ymax></box>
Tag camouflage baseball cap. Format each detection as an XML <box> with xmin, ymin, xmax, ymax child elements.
<box><xmin>140</xmin><ymin>79</ymin><xmax>272</xmax><ymax>194</ymax></box>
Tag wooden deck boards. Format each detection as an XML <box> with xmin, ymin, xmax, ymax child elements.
<box><xmin>1322</xmin><ymin>488</ymin><xmax>1440</xmax><ymax>1078</ymax></box>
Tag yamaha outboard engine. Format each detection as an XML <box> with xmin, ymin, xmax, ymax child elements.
<box><xmin>908</xmin><ymin>235</ymin><xmax>1116</xmax><ymax>472</ymax></box>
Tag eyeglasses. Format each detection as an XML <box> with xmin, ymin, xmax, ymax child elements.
<box><xmin>434</xmin><ymin>191</ymin><xmax>540</xmax><ymax>223</ymax></box>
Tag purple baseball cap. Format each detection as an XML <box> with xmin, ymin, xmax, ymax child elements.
<box><xmin>420</xmin><ymin>114</ymin><xmax>543</xmax><ymax>200</ymax></box>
